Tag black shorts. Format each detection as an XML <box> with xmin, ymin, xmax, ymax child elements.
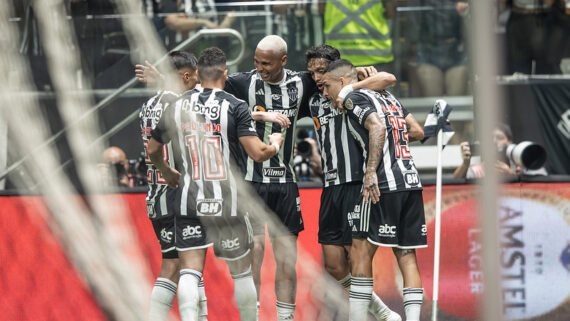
<box><xmin>350</xmin><ymin>190</ymin><xmax>427</xmax><ymax>249</ymax></box>
<box><xmin>174</xmin><ymin>215</ymin><xmax>253</xmax><ymax>261</ymax></box>
<box><xmin>318</xmin><ymin>183</ymin><xmax>360</xmax><ymax>245</ymax></box>
<box><xmin>249</xmin><ymin>182</ymin><xmax>304</xmax><ymax>238</ymax></box>
<box><xmin>152</xmin><ymin>217</ymin><xmax>178</xmax><ymax>259</ymax></box>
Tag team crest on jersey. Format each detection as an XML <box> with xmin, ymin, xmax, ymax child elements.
<box><xmin>196</xmin><ymin>199</ymin><xmax>223</xmax><ymax>216</ymax></box>
<box><xmin>263</xmin><ymin>167</ymin><xmax>286</xmax><ymax>177</ymax></box>
<box><xmin>287</xmin><ymin>83</ymin><xmax>298</xmax><ymax>104</ymax></box>
<box><xmin>345</xmin><ymin>98</ymin><xmax>354</xmax><ymax>110</ymax></box>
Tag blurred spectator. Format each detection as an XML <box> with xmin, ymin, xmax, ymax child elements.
<box><xmin>546</xmin><ymin>0</ymin><xmax>570</xmax><ymax>73</ymax></box>
<box><xmin>99</xmin><ymin>146</ymin><xmax>133</xmax><ymax>187</ymax></box>
<box><xmin>505</xmin><ymin>0</ymin><xmax>555</xmax><ymax>74</ymax></box>
<box><xmin>414</xmin><ymin>0</ymin><xmax>469</xmax><ymax>97</ymax></box>
<box><xmin>453</xmin><ymin>124</ymin><xmax>547</xmax><ymax>179</ymax></box>
<box><xmin>148</xmin><ymin>0</ymin><xmax>235</xmax><ymax>49</ymax></box>
<box><xmin>294</xmin><ymin>129</ymin><xmax>322</xmax><ymax>182</ymax></box>
<box><xmin>324</xmin><ymin>0</ymin><xmax>396</xmax><ymax>73</ymax></box>
<box><xmin>98</xmin><ymin>146</ymin><xmax>148</xmax><ymax>188</ymax></box>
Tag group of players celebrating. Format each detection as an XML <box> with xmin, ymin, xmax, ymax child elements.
<box><xmin>138</xmin><ymin>35</ymin><xmax>427</xmax><ymax>321</ymax></box>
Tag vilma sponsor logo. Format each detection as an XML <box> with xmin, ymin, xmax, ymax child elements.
<box><xmin>160</xmin><ymin>228</ymin><xmax>173</xmax><ymax>243</ymax></box>
<box><xmin>263</xmin><ymin>167</ymin><xmax>286</xmax><ymax>177</ymax></box>
<box><xmin>221</xmin><ymin>237</ymin><xmax>240</xmax><ymax>250</ymax></box>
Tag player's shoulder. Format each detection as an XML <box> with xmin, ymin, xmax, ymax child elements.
<box><xmin>228</xmin><ymin>70</ymin><xmax>256</xmax><ymax>82</ymax></box>
<box><xmin>217</xmin><ymin>89</ymin><xmax>249</xmax><ymax>109</ymax></box>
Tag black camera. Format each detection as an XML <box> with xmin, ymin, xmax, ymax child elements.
<box><xmin>129</xmin><ymin>152</ymin><xmax>148</xmax><ymax>186</ymax></box>
<box><xmin>297</xmin><ymin>129</ymin><xmax>313</xmax><ymax>157</ymax></box>
<box><xmin>468</xmin><ymin>141</ymin><xmax>480</xmax><ymax>157</ymax></box>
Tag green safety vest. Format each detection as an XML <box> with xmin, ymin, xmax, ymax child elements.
<box><xmin>324</xmin><ymin>0</ymin><xmax>393</xmax><ymax>66</ymax></box>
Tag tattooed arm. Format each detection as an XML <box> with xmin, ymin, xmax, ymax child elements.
<box><xmin>363</xmin><ymin>112</ymin><xmax>385</xmax><ymax>204</ymax></box>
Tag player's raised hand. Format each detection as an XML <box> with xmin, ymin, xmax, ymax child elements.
<box><xmin>363</xmin><ymin>171</ymin><xmax>380</xmax><ymax>204</ymax></box>
<box><xmin>356</xmin><ymin>66</ymin><xmax>378</xmax><ymax>80</ymax></box>
<box><xmin>268</xmin><ymin>132</ymin><xmax>284</xmax><ymax>148</ymax></box>
<box><xmin>162</xmin><ymin>167</ymin><xmax>181</xmax><ymax>189</ymax></box>
<box><xmin>135</xmin><ymin>61</ymin><xmax>162</xmax><ymax>84</ymax></box>
<box><xmin>260</xmin><ymin>112</ymin><xmax>291</xmax><ymax>129</ymax></box>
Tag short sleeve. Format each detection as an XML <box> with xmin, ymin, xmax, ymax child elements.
<box><xmin>344</xmin><ymin>91</ymin><xmax>378</xmax><ymax>127</ymax></box>
<box><xmin>151</xmin><ymin>101</ymin><xmax>176</xmax><ymax>144</ymax></box>
<box><xmin>235</xmin><ymin>101</ymin><xmax>258</xmax><ymax>137</ymax></box>
<box><xmin>225</xmin><ymin>72</ymin><xmax>252</xmax><ymax>101</ymax></box>
<box><xmin>402</xmin><ymin>106</ymin><xmax>410</xmax><ymax>118</ymax></box>
<box><xmin>298</xmin><ymin>72</ymin><xmax>318</xmax><ymax>119</ymax></box>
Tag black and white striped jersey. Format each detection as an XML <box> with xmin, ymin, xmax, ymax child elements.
<box><xmin>140</xmin><ymin>90</ymin><xmax>179</xmax><ymax>218</ymax></box>
<box><xmin>344</xmin><ymin>89</ymin><xmax>422</xmax><ymax>193</ymax></box>
<box><xmin>225</xmin><ymin>69</ymin><xmax>317</xmax><ymax>183</ymax></box>
<box><xmin>308</xmin><ymin>92</ymin><xmax>364</xmax><ymax>187</ymax></box>
<box><xmin>151</xmin><ymin>87</ymin><xmax>258</xmax><ymax>217</ymax></box>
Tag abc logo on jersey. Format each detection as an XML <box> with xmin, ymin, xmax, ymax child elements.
<box><xmin>160</xmin><ymin>228</ymin><xmax>173</xmax><ymax>243</ymax></box>
<box><xmin>221</xmin><ymin>237</ymin><xmax>240</xmax><ymax>250</ymax></box>
<box><xmin>197</xmin><ymin>199</ymin><xmax>223</xmax><ymax>216</ymax></box>
<box><xmin>182</xmin><ymin>225</ymin><xmax>202</xmax><ymax>239</ymax></box>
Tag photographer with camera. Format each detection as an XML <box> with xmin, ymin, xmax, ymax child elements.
<box><xmin>294</xmin><ymin>128</ymin><xmax>322</xmax><ymax>182</ymax></box>
<box><xmin>98</xmin><ymin>146</ymin><xmax>148</xmax><ymax>188</ymax></box>
<box><xmin>453</xmin><ymin>124</ymin><xmax>547</xmax><ymax>179</ymax></box>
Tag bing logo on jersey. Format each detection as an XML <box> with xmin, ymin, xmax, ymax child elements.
<box><xmin>197</xmin><ymin>199</ymin><xmax>223</xmax><ymax>216</ymax></box>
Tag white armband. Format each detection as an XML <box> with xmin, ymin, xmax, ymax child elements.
<box><xmin>338</xmin><ymin>84</ymin><xmax>354</xmax><ymax>100</ymax></box>
<box><xmin>272</xmin><ymin>142</ymin><xmax>280</xmax><ymax>154</ymax></box>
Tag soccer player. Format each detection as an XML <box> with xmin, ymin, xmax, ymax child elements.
<box><xmin>139</xmin><ymin>51</ymin><xmax>210</xmax><ymax>321</ymax></box>
<box><xmin>148</xmin><ymin>47</ymin><xmax>284</xmax><ymax>321</ymax></box>
<box><xmin>322</xmin><ymin>60</ymin><xmax>427</xmax><ymax>321</ymax></box>
<box><xmin>306</xmin><ymin>44</ymin><xmax>422</xmax><ymax>321</ymax></box>
<box><xmin>223</xmin><ymin>35</ymin><xmax>316</xmax><ymax>320</ymax></box>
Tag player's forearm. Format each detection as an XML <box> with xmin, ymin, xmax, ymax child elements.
<box><xmin>148</xmin><ymin>139</ymin><xmax>168</xmax><ymax>172</ymax></box>
<box><xmin>164</xmin><ymin>16</ymin><xmax>212</xmax><ymax>32</ymax></box>
<box><xmin>249</xmin><ymin>143</ymin><xmax>277</xmax><ymax>162</ymax></box>
<box><xmin>405</xmin><ymin>113</ymin><xmax>424</xmax><ymax>142</ymax></box>
<box><xmin>453</xmin><ymin>161</ymin><xmax>470</xmax><ymax>179</ymax></box>
<box><xmin>353</xmin><ymin>72</ymin><xmax>397</xmax><ymax>92</ymax></box>
<box><xmin>364</xmin><ymin>115</ymin><xmax>386</xmax><ymax>173</ymax></box>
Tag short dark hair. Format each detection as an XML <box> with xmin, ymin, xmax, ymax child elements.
<box><xmin>169</xmin><ymin>51</ymin><xmax>197</xmax><ymax>71</ymax></box>
<box><xmin>197</xmin><ymin>47</ymin><xmax>226</xmax><ymax>82</ymax></box>
<box><xmin>305</xmin><ymin>44</ymin><xmax>341</xmax><ymax>64</ymax></box>
<box><xmin>323</xmin><ymin>59</ymin><xmax>354</xmax><ymax>74</ymax></box>
<box><xmin>496</xmin><ymin>123</ymin><xmax>513</xmax><ymax>141</ymax></box>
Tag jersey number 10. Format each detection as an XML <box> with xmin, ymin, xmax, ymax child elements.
<box><xmin>185</xmin><ymin>134</ymin><xmax>227</xmax><ymax>181</ymax></box>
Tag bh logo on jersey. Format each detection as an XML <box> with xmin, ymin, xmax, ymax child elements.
<box><xmin>182</xmin><ymin>225</ymin><xmax>202</xmax><ymax>240</ymax></box>
<box><xmin>197</xmin><ymin>199</ymin><xmax>223</xmax><ymax>216</ymax></box>
<box><xmin>221</xmin><ymin>237</ymin><xmax>240</xmax><ymax>250</ymax></box>
<box><xmin>378</xmin><ymin>224</ymin><xmax>397</xmax><ymax>238</ymax></box>
<box><xmin>160</xmin><ymin>228</ymin><xmax>173</xmax><ymax>243</ymax></box>
<box><xmin>405</xmin><ymin>172</ymin><xmax>420</xmax><ymax>186</ymax></box>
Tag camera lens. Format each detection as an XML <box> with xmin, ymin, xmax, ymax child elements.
<box><xmin>297</xmin><ymin>141</ymin><xmax>312</xmax><ymax>157</ymax></box>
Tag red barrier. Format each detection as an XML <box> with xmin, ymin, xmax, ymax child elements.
<box><xmin>1</xmin><ymin>183</ymin><xmax>570</xmax><ymax>321</ymax></box>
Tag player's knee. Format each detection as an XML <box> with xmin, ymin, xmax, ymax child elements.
<box><xmin>252</xmin><ymin>239</ymin><xmax>265</xmax><ymax>253</ymax></box>
<box><xmin>160</xmin><ymin>258</ymin><xmax>180</xmax><ymax>281</ymax></box>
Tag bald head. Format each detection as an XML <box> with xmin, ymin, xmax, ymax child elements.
<box><xmin>257</xmin><ymin>35</ymin><xmax>287</xmax><ymax>56</ymax></box>
<box><xmin>104</xmin><ymin>146</ymin><xmax>128</xmax><ymax>169</ymax></box>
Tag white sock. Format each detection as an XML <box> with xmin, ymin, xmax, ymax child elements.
<box><xmin>149</xmin><ymin>277</ymin><xmax>177</xmax><ymax>321</ymax></box>
<box><xmin>276</xmin><ymin>300</ymin><xmax>295</xmax><ymax>321</ymax></box>
<box><xmin>339</xmin><ymin>274</ymin><xmax>351</xmax><ymax>291</ymax></box>
<box><xmin>403</xmin><ymin>288</ymin><xmax>423</xmax><ymax>321</ymax></box>
<box><xmin>178</xmin><ymin>269</ymin><xmax>202</xmax><ymax>321</ymax></box>
<box><xmin>370</xmin><ymin>292</ymin><xmax>398</xmax><ymax>320</ymax></box>
<box><xmin>231</xmin><ymin>268</ymin><xmax>257</xmax><ymax>321</ymax></box>
<box><xmin>198</xmin><ymin>278</ymin><xmax>208</xmax><ymax>321</ymax></box>
<box><xmin>349</xmin><ymin>277</ymin><xmax>373</xmax><ymax>321</ymax></box>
